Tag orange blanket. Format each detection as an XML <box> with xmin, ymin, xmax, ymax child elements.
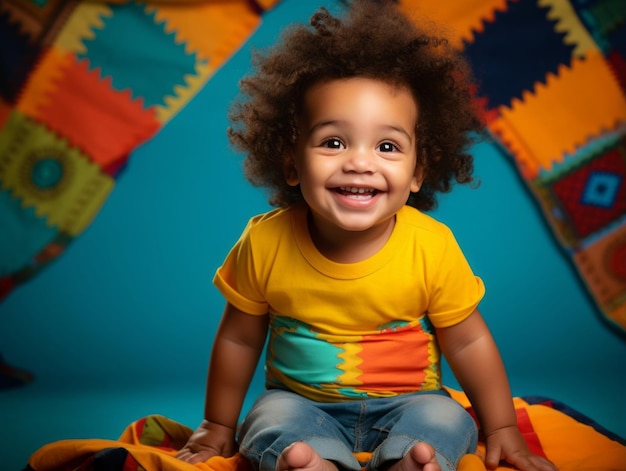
<box><xmin>26</xmin><ymin>390</ymin><xmax>626</xmax><ymax>471</ymax></box>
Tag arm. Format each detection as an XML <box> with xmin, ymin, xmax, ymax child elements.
<box><xmin>437</xmin><ymin>310</ymin><xmax>557</xmax><ymax>471</ymax></box>
<box><xmin>177</xmin><ymin>302</ymin><xmax>269</xmax><ymax>464</ymax></box>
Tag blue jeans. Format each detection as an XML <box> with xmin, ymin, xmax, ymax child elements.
<box><xmin>238</xmin><ymin>389</ymin><xmax>478</xmax><ymax>471</ymax></box>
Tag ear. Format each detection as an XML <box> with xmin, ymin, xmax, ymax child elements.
<box><xmin>283</xmin><ymin>154</ymin><xmax>300</xmax><ymax>187</ymax></box>
<box><xmin>410</xmin><ymin>166</ymin><xmax>425</xmax><ymax>193</ymax></box>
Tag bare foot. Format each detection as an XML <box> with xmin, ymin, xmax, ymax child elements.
<box><xmin>277</xmin><ymin>442</ymin><xmax>339</xmax><ymax>471</ymax></box>
<box><xmin>387</xmin><ymin>442</ymin><xmax>441</xmax><ymax>471</ymax></box>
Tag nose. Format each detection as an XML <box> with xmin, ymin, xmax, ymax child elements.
<box><xmin>343</xmin><ymin>146</ymin><xmax>375</xmax><ymax>173</ymax></box>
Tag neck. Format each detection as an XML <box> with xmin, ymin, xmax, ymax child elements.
<box><xmin>307</xmin><ymin>212</ymin><xmax>396</xmax><ymax>263</ymax></box>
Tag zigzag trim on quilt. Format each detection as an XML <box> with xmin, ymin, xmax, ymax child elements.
<box><xmin>399</xmin><ymin>0</ymin><xmax>508</xmax><ymax>48</ymax></box>
<box><xmin>156</xmin><ymin>61</ymin><xmax>212</xmax><ymax>124</ymax></box>
<box><xmin>489</xmin><ymin>50</ymin><xmax>626</xmax><ymax>179</ymax></box>
<box><xmin>149</xmin><ymin>1</ymin><xmax>261</xmax><ymax>62</ymax></box>
<box><xmin>53</xmin><ymin>2</ymin><xmax>113</xmax><ymax>55</ymax></box>
<box><xmin>148</xmin><ymin>1</ymin><xmax>264</xmax><ymax>123</ymax></box>
<box><xmin>15</xmin><ymin>46</ymin><xmax>71</xmax><ymax>119</ymax></box>
<box><xmin>538</xmin><ymin>0</ymin><xmax>600</xmax><ymax>58</ymax></box>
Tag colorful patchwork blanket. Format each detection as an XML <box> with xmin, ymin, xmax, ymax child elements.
<box><xmin>402</xmin><ymin>0</ymin><xmax>626</xmax><ymax>333</ymax></box>
<box><xmin>25</xmin><ymin>389</ymin><xmax>626</xmax><ymax>471</ymax></box>
<box><xmin>0</xmin><ymin>0</ymin><xmax>279</xmax><ymax>300</ymax></box>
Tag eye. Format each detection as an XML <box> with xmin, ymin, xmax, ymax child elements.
<box><xmin>321</xmin><ymin>138</ymin><xmax>344</xmax><ymax>149</ymax></box>
<box><xmin>378</xmin><ymin>141</ymin><xmax>398</xmax><ymax>152</ymax></box>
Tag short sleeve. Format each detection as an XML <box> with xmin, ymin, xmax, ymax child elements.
<box><xmin>213</xmin><ymin>221</ymin><xmax>269</xmax><ymax>316</ymax></box>
<box><xmin>426</xmin><ymin>230</ymin><xmax>485</xmax><ymax>328</ymax></box>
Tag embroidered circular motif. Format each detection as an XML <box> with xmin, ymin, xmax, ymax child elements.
<box><xmin>19</xmin><ymin>150</ymin><xmax>73</xmax><ymax>201</ymax></box>
<box><xmin>31</xmin><ymin>158</ymin><xmax>63</xmax><ymax>189</ymax></box>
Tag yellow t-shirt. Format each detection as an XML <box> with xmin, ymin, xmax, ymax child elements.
<box><xmin>214</xmin><ymin>203</ymin><xmax>485</xmax><ymax>402</ymax></box>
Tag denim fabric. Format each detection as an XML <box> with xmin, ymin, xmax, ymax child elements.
<box><xmin>238</xmin><ymin>389</ymin><xmax>477</xmax><ymax>471</ymax></box>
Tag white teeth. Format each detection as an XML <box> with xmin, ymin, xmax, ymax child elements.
<box><xmin>340</xmin><ymin>186</ymin><xmax>373</xmax><ymax>194</ymax></box>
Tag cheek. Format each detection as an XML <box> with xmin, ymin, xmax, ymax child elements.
<box><xmin>389</xmin><ymin>165</ymin><xmax>418</xmax><ymax>189</ymax></box>
<box><xmin>300</xmin><ymin>159</ymin><xmax>332</xmax><ymax>185</ymax></box>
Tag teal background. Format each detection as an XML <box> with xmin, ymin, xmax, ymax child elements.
<box><xmin>1</xmin><ymin>1</ymin><xmax>624</xmax><ymax>469</ymax></box>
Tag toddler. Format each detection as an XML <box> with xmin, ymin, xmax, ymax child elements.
<box><xmin>178</xmin><ymin>2</ymin><xmax>558</xmax><ymax>471</ymax></box>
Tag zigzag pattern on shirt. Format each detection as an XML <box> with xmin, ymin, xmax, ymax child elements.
<box><xmin>335</xmin><ymin>342</ymin><xmax>365</xmax><ymax>389</ymax></box>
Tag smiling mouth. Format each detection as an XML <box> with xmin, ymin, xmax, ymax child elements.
<box><xmin>336</xmin><ymin>186</ymin><xmax>378</xmax><ymax>199</ymax></box>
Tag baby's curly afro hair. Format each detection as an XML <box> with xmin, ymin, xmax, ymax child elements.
<box><xmin>228</xmin><ymin>0</ymin><xmax>485</xmax><ymax>211</ymax></box>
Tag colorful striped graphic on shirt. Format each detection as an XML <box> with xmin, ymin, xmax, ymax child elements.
<box><xmin>265</xmin><ymin>314</ymin><xmax>441</xmax><ymax>401</ymax></box>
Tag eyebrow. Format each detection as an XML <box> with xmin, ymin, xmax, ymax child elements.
<box><xmin>308</xmin><ymin>120</ymin><xmax>414</xmax><ymax>141</ymax></box>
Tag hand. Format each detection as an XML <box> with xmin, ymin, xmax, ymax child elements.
<box><xmin>176</xmin><ymin>420</ymin><xmax>237</xmax><ymax>464</ymax></box>
<box><xmin>484</xmin><ymin>425</ymin><xmax>558</xmax><ymax>471</ymax></box>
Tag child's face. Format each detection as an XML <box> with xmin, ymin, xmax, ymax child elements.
<box><xmin>286</xmin><ymin>77</ymin><xmax>422</xmax><ymax>237</ymax></box>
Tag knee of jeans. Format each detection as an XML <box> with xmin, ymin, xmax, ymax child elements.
<box><xmin>241</xmin><ymin>391</ymin><xmax>307</xmax><ymax>437</ymax></box>
<box><xmin>238</xmin><ymin>391</ymin><xmax>339</xmax><ymax>466</ymax></box>
<box><xmin>410</xmin><ymin>395</ymin><xmax>476</xmax><ymax>431</ymax></box>
<box><xmin>377</xmin><ymin>395</ymin><xmax>478</xmax><ymax>456</ymax></box>
<box><xmin>418</xmin><ymin>397</ymin><xmax>478</xmax><ymax>450</ymax></box>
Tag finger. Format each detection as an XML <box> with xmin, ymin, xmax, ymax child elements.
<box><xmin>176</xmin><ymin>448</ymin><xmax>213</xmax><ymax>464</ymax></box>
<box><xmin>530</xmin><ymin>455</ymin><xmax>559</xmax><ymax>471</ymax></box>
<box><xmin>507</xmin><ymin>453</ymin><xmax>547</xmax><ymax>471</ymax></box>
<box><xmin>186</xmin><ymin>454</ymin><xmax>204</xmax><ymax>465</ymax></box>
<box><xmin>176</xmin><ymin>449</ymin><xmax>192</xmax><ymax>461</ymax></box>
<box><xmin>177</xmin><ymin>452</ymin><xmax>205</xmax><ymax>465</ymax></box>
<box><xmin>190</xmin><ymin>450</ymin><xmax>219</xmax><ymax>464</ymax></box>
<box><xmin>484</xmin><ymin>445</ymin><xmax>502</xmax><ymax>469</ymax></box>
